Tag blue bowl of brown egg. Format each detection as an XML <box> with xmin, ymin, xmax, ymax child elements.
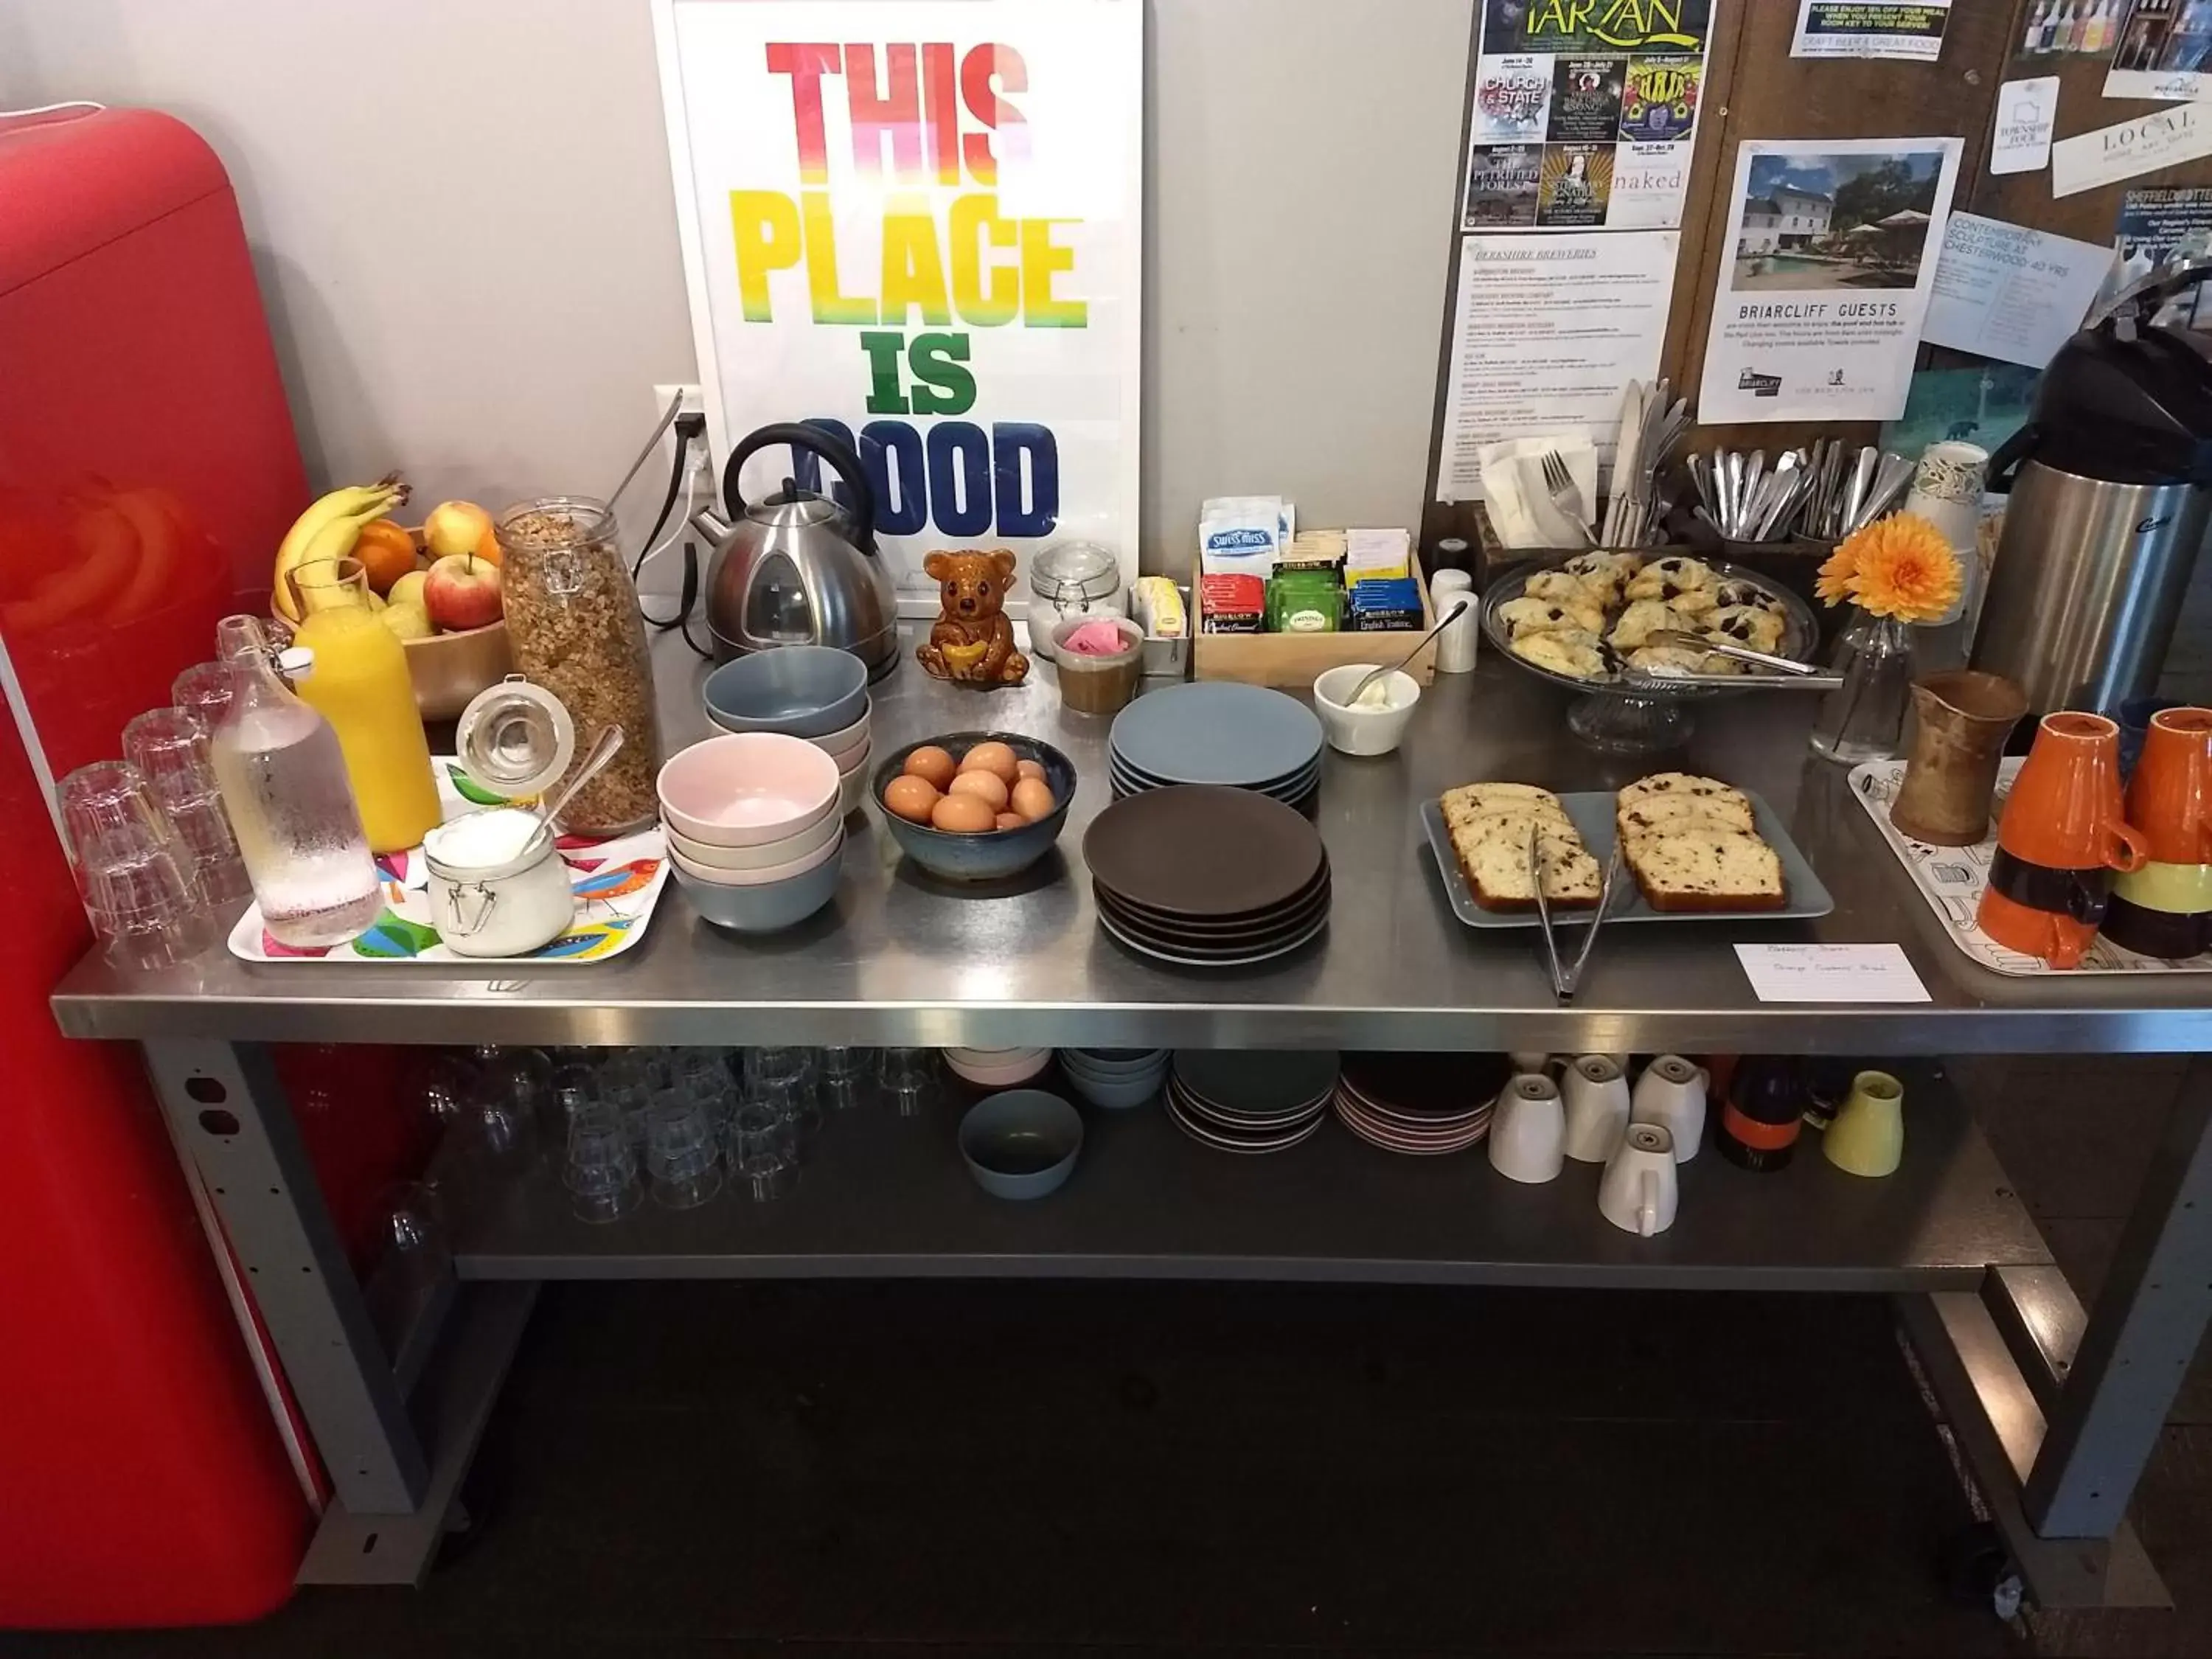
<box><xmin>871</xmin><ymin>731</ymin><xmax>1076</xmax><ymax>881</ymax></box>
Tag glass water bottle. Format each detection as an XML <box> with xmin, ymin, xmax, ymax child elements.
<box><xmin>209</xmin><ymin>615</ymin><xmax>384</xmax><ymax>948</ymax></box>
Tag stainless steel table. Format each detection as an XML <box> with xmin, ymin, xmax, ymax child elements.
<box><xmin>52</xmin><ymin>628</ymin><xmax>2212</xmax><ymax>1613</ymax></box>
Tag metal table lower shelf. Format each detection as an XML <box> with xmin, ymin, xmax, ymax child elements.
<box><xmin>451</xmin><ymin>1068</ymin><xmax>2042</xmax><ymax>1293</ymax></box>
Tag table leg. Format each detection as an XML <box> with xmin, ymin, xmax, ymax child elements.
<box><xmin>142</xmin><ymin>1039</ymin><xmax>429</xmax><ymax>1513</ymax></box>
<box><xmin>2025</xmin><ymin>1071</ymin><xmax>2212</xmax><ymax>1540</ymax></box>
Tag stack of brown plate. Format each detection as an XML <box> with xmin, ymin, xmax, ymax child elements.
<box><xmin>1165</xmin><ymin>1049</ymin><xmax>1338</xmax><ymax>1153</ymax></box>
<box><xmin>1082</xmin><ymin>785</ymin><xmax>1330</xmax><ymax>967</ymax></box>
<box><xmin>1332</xmin><ymin>1052</ymin><xmax>1512</xmax><ymax>1155</ymax></box>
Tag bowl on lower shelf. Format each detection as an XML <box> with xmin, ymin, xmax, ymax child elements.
<box><xmin>958</xmin><ymin>1089</ymin><xmax>1085</xmax><ymax>1200</ymax></box>
<box><xmin>871</xmin><ymin>733</ymin><xmax>1077</xmax><ymax>882</ymax></box>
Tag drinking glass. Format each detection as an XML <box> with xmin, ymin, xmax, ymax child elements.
<box><xmin>820</xmin><ymin>1046</ymin><xmax>877</xmax><ymax>1111</ymax></box>
<box><xmin>879</xmin><ymin>1046</ymin><xmax>940</xmax><ymax>1117</ymax></box>
<box><xmin>747</xmin><ymin>1071</ymin><xmax>823</xmax><ymax>1160</ymax></box>
<box><xmin>170</xmin><ymin>661</ymin><xmax>237</xmax><ymax>731</ymax></box>
<box><xmin>728</xmin><ymin>1104</ymin><xmax>799</xmax><ymax>1200</ymax></box>
<box><xmin>59</xmin><ymin>760</ymin><xmax>215</xmax><ymax>969</ymax></box>
<box><xmin>565</xmin><ymin>1104</ymin><xmax>642</xmax><ymax>1222</ymax></box>
<box><xmin>545</xmin><ymin>1064</ymin><xmax>601</xmax><ymax>1163</ymax></box>
<box><xmin>597</xmin><ymin>1053</ymin><xmax>657</xmax><ymax>1149</ymax></box>
<box><xmin>745</xmin><ymin>1046</ymin><xmax>821</xmax><ymax>1099</ymax></box>
<box><xmin>124</xmin><ymin>707</ymin><xmax>251</xmax><ymax>905</ymax></box>
<box><xmin>645</xmin><ymin>1097</ymin><xmax>723</xmax><ymax>1209</ymax></box>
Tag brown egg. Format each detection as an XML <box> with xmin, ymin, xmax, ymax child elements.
<box><xmin>931</xmin><ymin>792</ymin><xmax>997</xmax><ymax>834</ymax></box>
<box><xmin>994</xmin><ymin>812</ymin><xmax>1026</xmax><ymax>830</ymax></box>
<box><xmin>1009</xmin><ymin>776</ymin><xmax>1056</xmax><ymax>823</ymax></box>
<box><xmin>947</xmin><ymin>770</ymin><xmax>1009</xmax><ymax>811</ymax></box>
<box><xmin>959</xmin><ymin>740</ymin><xmax>1020</xmax><ymax>784</ymax></box>
<box><xmin>883</xmin><ymin>774</ymin><xmax>939</xmax><ymax>824</ymax></box>
<box><xmin>1015</xmin><ymin>758</ymin><xmax>1046</xmax><ymax>783</ymax></box>
<box><xmin>904</xmin><ymin>745</ymin><xmax>957</xmax><ymax>790</ymax></box>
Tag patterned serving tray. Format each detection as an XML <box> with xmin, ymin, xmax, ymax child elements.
<box><xmin>1848</xmin><ymin>757</ymin><xmax>2212</xmax><ymax>977</ymax></box>
<box><xmin>226</xmin><ymin>758</ymin><xmax>668</xmax><ymax>966</ymax></box>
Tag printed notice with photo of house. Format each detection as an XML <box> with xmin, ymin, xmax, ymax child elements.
<box><xmin>1699</xmin><ymin>136</ymin><xmax>1964</xmax><ymax>422</ymax></box>
<box><xmin>1461</xmin><ymin>1</ymin><xmax>1715</xmax><ymax>234</ymax></box>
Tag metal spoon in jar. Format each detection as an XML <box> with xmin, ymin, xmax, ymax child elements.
<box><xmin>513</xmin><ymin>724</ymin><xmax>625</xmax><ymax>864</ymax></box>
<box><xmin>1344</xmin><ymin>598</ymin><xmax>1472</xmax><ymax>707</ymax></box>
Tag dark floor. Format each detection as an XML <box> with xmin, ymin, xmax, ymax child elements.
<box><xmin>15</xmin><ymin>1057</ymin><xmax>2212</xmax><ymax>1659</ymax></box>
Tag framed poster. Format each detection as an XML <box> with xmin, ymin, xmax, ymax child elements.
<box><xmin>653</xmin><ymin>0</ymin><xmax>1143</xmax><ymax>611</ymax></box>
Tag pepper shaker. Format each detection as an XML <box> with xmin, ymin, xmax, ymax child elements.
<box><xmin>1431</xmin><ymin>568</ymin><xmax>1478</xmax><ymax>674</ymax></box>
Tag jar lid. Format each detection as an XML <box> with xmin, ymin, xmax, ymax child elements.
<box><xmin>1030</xmin><ymin>540</ymin><xmax>1120</xmax><ymax>603</ymax></box>
<box><xmin>454</xmin><ymin>676</ymin><xmax>576</xmax><ymax>800</ymax></box>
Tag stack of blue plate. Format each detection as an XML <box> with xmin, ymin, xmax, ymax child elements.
<box><xmin>1107</xmin><ymin>683</ymin><xmax>1323</xmax><ymax>811</ymax></box>
<box><xmin>1055</xmin><ymin>1048</ymin><xmax>1169</xmax><ymax>1109</ymax></box>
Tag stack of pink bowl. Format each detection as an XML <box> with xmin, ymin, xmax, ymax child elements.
<box><xmin>658</xmin><ymin>734</ymin><xmax>846</xmax><ymax>933</ymax></box>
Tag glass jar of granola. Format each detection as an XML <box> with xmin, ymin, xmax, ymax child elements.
<box><xmin>493</xmin><ymin>497</ymin><xmax>663</xmax><ymax>837</ymax></box>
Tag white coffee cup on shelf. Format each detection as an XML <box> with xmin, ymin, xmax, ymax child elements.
<box><xmin>1487</xmin><ymin>1074</ymin><xmax>1565</xmax><ymax>1184</ymax></box>
<box><xmin>1509</xmin><ymin>1051</ymin><xmax>1557</xmax><ymax>1079</ymax></box>
<box><xmin>1631</xmin><ymin>1054</ymin><xmax>1708</xmax><ymax>1164</ymax></box>
<box><xmin>1599</xmin><ymin>1122</ymin><xmax>1680</xmax><ymax>1237</ymax></box>
<box><xmin>1562</xmin><ymin>1054</ymin><xmax>1632</xmax><ymax>1163</ymax></box>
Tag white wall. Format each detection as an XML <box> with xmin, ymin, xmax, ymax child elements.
<box><xmin>1</xmin><ymin>0</ymin><xmax>1472</xmax><ymax>573</ymax></box>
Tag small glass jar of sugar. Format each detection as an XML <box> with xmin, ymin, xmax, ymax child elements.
<box><xmin>421</xmin><ymin>807</ymin><xmax>574</xmax><ymax>958</ymax></box>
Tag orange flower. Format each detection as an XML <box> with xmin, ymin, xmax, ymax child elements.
<box><xmin>1849</xmin><ymin>513</ymin><xmax>1962</xmax><ymax>622</ymax></box>
<box><xmin>1815</xmin><ymin>539</ymin><xmax>1859</xmax><ymax>607</ymax></box>
<box><xmin>1818</xmin><ymin>512</ymin><xmax>1961</xmax><ymax>624</ymax></box>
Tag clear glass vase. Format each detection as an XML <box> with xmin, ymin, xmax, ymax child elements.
<box><xmin>1809</xmin><ymin>609</ymin><xmax>1915</xmax><ymax>765</ymax></box>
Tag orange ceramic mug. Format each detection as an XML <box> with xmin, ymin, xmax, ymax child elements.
<box><xmin>2128</xmin><ymin>707</ymin><xmax>2212</xmax><ymax>866</ymax></box>
<box><xmin>1978</xmin><ymin>712</ymin><xmax>2147</xmax><ymax>969</ymax></box>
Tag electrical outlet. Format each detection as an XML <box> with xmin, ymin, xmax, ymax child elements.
<box><xmin>652</xmin><ymin>383</ymin><xmax>710</xmax><ymax>484</ymax></box>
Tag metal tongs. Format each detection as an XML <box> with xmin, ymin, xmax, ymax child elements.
<box><xmin>1530</xmin><ymin>828</ymin><xmax>1623</xmax><ymax>1005</ymax></box>
<box><xmin>1621</xmin><ymin>630</ymin><xmax>1846</xmax><ymax>694</ymax></box>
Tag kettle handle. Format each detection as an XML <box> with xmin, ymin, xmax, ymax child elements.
<box><xmin>721</xmin><ymin>422</ymin><xmax>879</xmax><ymax>557</ymax></box>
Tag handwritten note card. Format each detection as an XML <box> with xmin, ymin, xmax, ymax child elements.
<box><xmin>1734</xmin><ymin>944</ymin><xmax>1931</xmax><ymax>1004</ymax></box>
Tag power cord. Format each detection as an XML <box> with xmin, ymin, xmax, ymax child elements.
<box><xmin>634</xmin><ymin>411</ymin><xmax>714</xmax><ymax>658</ymax></box>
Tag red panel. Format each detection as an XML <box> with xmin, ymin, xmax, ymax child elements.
<box><xmin>0</xmin><ymin>108</ymin><xmax>315</xmax><ymax>1627</ymax></box>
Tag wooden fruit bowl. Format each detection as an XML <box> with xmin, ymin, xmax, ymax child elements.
<box><xmin>403</xmin><ymin>619</ymin><xmax>512</xmax><ymax>720</ymax></box>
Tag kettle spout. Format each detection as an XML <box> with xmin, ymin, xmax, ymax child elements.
<box><xmin>689</xmin><ymin>504</ymin><xmax>732</xmax><ymax>545</ymax></box>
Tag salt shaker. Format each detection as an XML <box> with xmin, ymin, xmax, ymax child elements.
<box><xmin>1431</xmin><ymin>569</ymin><xmax>1478</xmax><ymax>674</ymax></box>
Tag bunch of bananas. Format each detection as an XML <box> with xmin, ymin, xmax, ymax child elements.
<box><xmin>271</xmin><ymin>474</ymin><xmax>410</xmax><ymax>622</ymax></box>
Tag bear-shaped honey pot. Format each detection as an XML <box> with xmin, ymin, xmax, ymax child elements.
<box><xmin>918</xmin><ymin>549</ymin><xmax>1030</xmax><ymax>687</ymax></box>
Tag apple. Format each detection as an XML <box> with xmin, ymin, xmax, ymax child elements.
<box><xmin>424</xmin><ymin>500</ymin><xmax>495</xmax><ymax>563</ymax></box>
<box><xmin>386</xmin><ymin>570</ymin><xmax>428</xmax><ymax>613</ymax></box>
<box><xmin>379</xmin><ymin>602</ymin><xmax>433</xmax><ymax>641</ymax></box>
<box><xmin>422</xmin><ymin>552</ymin><xmax>503</xmax><ymax>632</ymax></box>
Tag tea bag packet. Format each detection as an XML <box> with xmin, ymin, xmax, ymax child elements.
<box><xmin>1198</xmin><ymin>495</ymin><xmax>1283</xmax><ymax>633</ymax></box>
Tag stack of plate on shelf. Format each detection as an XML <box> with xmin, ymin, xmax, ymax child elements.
<box><xmin>1082</xmin><ymin>785</ymin><xmax>1331</xmax><ymax>967</ymax></box>
<box><xmin>943</xmin><ymin>1046</ymin><xmax>1051</xmax><ymax>1087</ymax></box>
<box><xmin>1107</xmin><ymin>683</ymin><xmax>1324</xmax><ymax>811</ymax></box>
<box><xmin>1332</xmin><ymin>1052</ymin><xmax>1512</xmax><ymax>1155</ymax></box>
<box><xmin>1165</xmin><ymin>1048</ymin><xmax>1339</xmax><ymax>1153</ymax></box>
<box><xmin>1057</xmin><ymin>1047</ymin><xmax>1170</xmax><ymax>1109</ymax></box>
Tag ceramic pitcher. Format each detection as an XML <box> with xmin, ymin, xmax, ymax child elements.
<box><xmin>1823</xmin><ymin>1071</ymin><xmax>1905</xmax><ymax>1179</ymax></box>
<box><xmin>2105</xmin><ymin>706</ymin><xmax>2212</xmax><ymax>959</ymax></box>
<box><xmin>1889</xmin><ymin>670</ymin><xmax>2027</xmax><ymax>846</ymax></box>
<box><xmin>1977</xmin><ymin>712</ymin><xmax>2146</xmax><ymax>969</ymax></box>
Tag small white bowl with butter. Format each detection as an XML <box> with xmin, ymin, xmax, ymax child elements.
<box><xmin>1312</xmin><ymin>664</ymin><xmax>1422</xmax><ymax>757</ymax></box>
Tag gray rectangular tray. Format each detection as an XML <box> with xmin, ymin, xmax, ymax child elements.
<box><xmin>1419</xmin><ymin>787</ymin><xmax>1835</xmax><ymax>930</ymax></box>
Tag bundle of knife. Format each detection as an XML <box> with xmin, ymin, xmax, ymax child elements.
<box><xmin>1601</xmin><ymin>378</ymin><xmax>1692</xmax><ymax>547</ymax></box>
<box><xmin>1685</xmin><ymin>439</ymin><xmax>1913</xmax><ymax>545</ymax></box>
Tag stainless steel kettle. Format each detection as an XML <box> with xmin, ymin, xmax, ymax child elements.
<box><xmin>690</xmin><ymin>422</ymin><xmax>900</xmax><ymax>679</ymax></box>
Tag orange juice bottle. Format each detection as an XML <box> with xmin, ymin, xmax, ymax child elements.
<box><xmin>287</xmin><ymin>557</ymin><xmax>442</xmax><ymax>852</ymax></box>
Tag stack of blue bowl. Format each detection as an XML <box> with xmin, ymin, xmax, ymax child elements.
<box><xmin>1055</xmin><ymin>1047</ymin><xmax>1169</xmax><ymax>1110</ymax></box>
<box><xmin>702</xmin><ymin>646</ymin><xmax>874</xmax><ymax>817</ymax></box>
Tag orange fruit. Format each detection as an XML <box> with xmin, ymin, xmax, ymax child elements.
<box><xmin>472</xmin><ymin>520</ymin><xmax>503</xmax><ymax>566</ymax></box>
<box><xmin>353</xmin><ymin>518</ymin><xmax>420</xmax><ymax>594</ymax></box>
